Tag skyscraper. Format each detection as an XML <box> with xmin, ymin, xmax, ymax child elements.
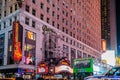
<box><xmin>116</xmin><ymin>0</ymin><xmax>120</xmax><ymax>56</ymax></box>
<box><xmin>101</xmin><ymin>0</ymin><xmax>117</xmax><ymax>52</ymax></box>
<box><xmin>0</xmin><ymin>0</ymin><xmax>101</xmax><ymax>78</ymax></box>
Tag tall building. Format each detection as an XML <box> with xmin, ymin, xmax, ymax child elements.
<box><xmin>101</xmin><ymin>0</ymin><xmax>117</xmax><ymax>52</ymax></box>
<box><xmin>116</xmin><ymin>0</ymin><xmax>120</xmax><ymax>56</ymax></box>
<box><xmin>0</xmin><ymin>0</ymin><xmax>101</xmax><ymax>79</ymax></box>
<box><xmin>115</xmin><ymin>0</ymin><xmax>120</xmax><ymax>66</ymax></box>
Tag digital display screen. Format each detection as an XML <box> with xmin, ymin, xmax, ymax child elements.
<box><xmin>74</xmin><ymin>60</ymin><xmax>90</xmax><ymax>68</ymax></box>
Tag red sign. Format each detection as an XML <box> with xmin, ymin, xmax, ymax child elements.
<box><xmin>37</xmin><ymin>62</ymin><xmax>48</xmax><ymax>74</ymax></box>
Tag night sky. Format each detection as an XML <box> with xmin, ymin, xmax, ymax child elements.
<box><xmin>116</xmin><ymin>0</ymin><xmax>120</xmax><ymax>56</ymax></box>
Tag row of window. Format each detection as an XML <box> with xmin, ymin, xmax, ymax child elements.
<box><xmin>63</xmin><ymin>44</ymin><xmax>96</xmax><ymax>62</ymax></box>
<box><xmin>24</xmin><ymin>14</ymin><xmax>99</xmax><ymax>57</ymax></box>
<box><xmin>0</xmin><ymin>16</ymin><xmax>17</xmax><ymax>30</ymax></box>
<box><xmin>62</xmin><ymin>34</ymin><xmax>99</xmax><ymax>57</ymax></box>
<box><xmin>25</xmin><ymin>17</ymin><xmax>36</xmax><ymax>28</ymax></box>
<box><xmin>24</xmin><ymin>1</ymin><xmax>98</xmax><ymax>47</ymax></box>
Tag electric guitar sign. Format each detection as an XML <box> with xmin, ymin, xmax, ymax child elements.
<box><xmin>13</xmin><ymin>21</ymin><xmax>23</xmax><ymax>63</ymax></box>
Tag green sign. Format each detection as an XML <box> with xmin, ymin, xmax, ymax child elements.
<box><xmin>73</xmin><ymin>58</ymin><xmax>93</xmax><ymax>73</ymax></box>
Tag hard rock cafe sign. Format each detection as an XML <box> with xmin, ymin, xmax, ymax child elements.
<box><xmin>13</xmin><ymin>21</ymin><xmax>23</xmax><ymax>63</ymax></box>
<box><xmin>42</xmin><ymin>25</ymin><xmax>56</xmax><ymax>34</ymax></box>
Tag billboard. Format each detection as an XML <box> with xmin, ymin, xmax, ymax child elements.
<box><xmin>102</xmin><ymin>50</ymin><xmax>116</xmax><ymax>66</ymax></box>
<box><xmin>13</xmin><ymin>21</ymin><xmax>23</xmax><ymax>63</ymax></box>
<box><xmin>73</xmin><ymin>58</ymin><xmax>93</xmax><ymax>73</ymax></box>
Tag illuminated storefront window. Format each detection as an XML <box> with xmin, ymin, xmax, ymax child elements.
<box><xmin>24</xmin><ymin>30</ymin><xmax>36</xmax><ymax>65</ymax></box>
<box><xmin>8</xmin><ymin>31</ymin><xmax>14</xmax><ymax>64</ymax></box>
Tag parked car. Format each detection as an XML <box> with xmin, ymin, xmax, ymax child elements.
<box><xmin>84</xmin><ymin>66</ymin><xmax>120</xmax><ymax>80</ymax></box>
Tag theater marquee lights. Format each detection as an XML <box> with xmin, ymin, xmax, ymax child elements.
<box><xmin>13</xmin><ymin>21</ymin><xmax>23</xmax><ymax>63</ymax></box>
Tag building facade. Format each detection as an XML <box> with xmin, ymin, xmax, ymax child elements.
<box><xmin>0</xmin><ymin>0</ymin><xmax>101</xmax><ymax>79</ymax></box>
<box><xmin>101</xmin><ymin>0</ymin><xmax>117</xmax><ymax>52</ymax></box>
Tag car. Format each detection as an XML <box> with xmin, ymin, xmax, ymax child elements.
<box><xmin>84</xmin><ymin>66</ymin><xmax>120</xmax><ymax>80</ymax></box>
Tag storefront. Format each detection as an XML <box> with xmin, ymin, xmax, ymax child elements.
<box><xmin>0</xmin><ymin>64</ymin><xmax>35</xmax><ymax>79</ymax></box>
<box><xmin>37</xmin><ymin>58</ymin><xmax>73</xmax><ymax>79</ymax></box>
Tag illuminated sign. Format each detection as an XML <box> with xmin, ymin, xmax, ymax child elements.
<box><xmin>73</xmin><ymin>58</ymin><xmax>93</xmax><ymax>73</ymax></box>
<box><xmin>61</xmin><ymin>61</ymin><xmax>69</xmax><ymax>65</ymax></box>
<box><xmin>37</xmin><ymin>67</ymin><xmax>48</xmax><ymax>74</ymax></box>
<box><xmin>42</xmin><ymin>25</ymin><xmax>56</xmax><ymax>34</ymax></box>
<box><xmin>102</xmin><ymin>39</ymin><xmax>106</xmax><ymax>52</ymax></box>
<box><xmin>37</xmin><ymin>62</ymin><xmax>48</xmax><ymax>74</ymax></box>
<box><xmin>27</xmin><ymin>31</ymin><xmax>34</xmax><ymax>40</ymax></box>
<box><xmin>55</xmin><ymin>65</ymin><xmax>73</xmax><ymax>74</ymax></box>
<box><xmin>13</xmin><ymin>21</ymin><xmax>23</xmax><ymax>63</ymax></box>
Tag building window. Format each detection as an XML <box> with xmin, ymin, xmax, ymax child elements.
<box><xmin>73</xmin><ymin>34</ymin><xmax>75</xmax><ymax>38</ymax></box>
<box><xmin>57</xmin><ymin>15</ymin><xmax>59</xmax><ymax>19</ymax></box>
<box><xmin>32</xmin><ymin>20</ymin><xmax>35</xmax><ymax>28</ymax></box>
<box><xmin>25</xmin><ymin>17</ymin><xmax>29</xmax><ymax>25</ymax></box>
<box><xmin>0</xmin><ymin>14</ymin><xmax>1</xmax><ymax>19</ymax></box>
<box><xmin>57</xmin><ymin>7</ymin><xmax>60</xmax><ymax>11</ymax></box>
<box><xmin>66</xmin><ymin>12</ymin><xmax>68</xmax><ymax>17</ymax></box>
<box><xmin>24</xmin><ymin>30</ymin><xmax>36</xmax><ymax>65</ymax></box>
<box><xmin>4</xmin><ymin>22</ymin><xmax>6</xmax><ymax>28</ymax></box>
<box><xmin>52</xmin><ymin>3</ymin><xmax>55</xmax><ymax>7</ymax></box>
<box><xmin>66</xmin><ymin>20</ymin><xmax>68</xmax><ymax>25</ymax></box>
<box><xmin>25</xmin><ymin>5</ymin><xmax>29</xmax><ymax>12</ymax></box>
<box><xmin>52</xmin><ymin>21</ymin><xmax>55</xmax><ymax>26</ymax></box>
<box><xmin>74</xmin><ymin>41</ymin><xmax>75</xmax><ymax>46</ymax></box>
<box><xmin>47</xmin><ymin>7</ymin><xmax>50</xmax><ymax>13</ymax></box>
<box><xmin>32</xmin><ymin>9</ymin><xmax>36</xmax><ymax>16</ymax></box>
<box><xmin>66</xmin><ymin>37</ymin><xmax>68</xmax><ymax>43</ymax></box>
<box><xmin>70</xmin><ymin>40</ymin><xmax>72</xmax><ymax>45</ymax></box>
<box><xmin>4</xmin><ymin>11</ymin><xmax>6</xmax><ymax>17</ymax></box>
<box><xmin>52</xmin><ymin>11</ymin><xmax>55</xmax><ymax>16</ymax></box>
<box><xmin>8</xmin><ymin>31</ymin><xmax>14</xmax><ymax>64</ymax></box>
<box><xmin>10</xmin><ymin>6</ymin><xmax>12</xmax><ymax>13</ymax></box>
<box><xmin>63</xmin><ymin>44</ymin><xmax>69</xmax><ymax>56</ymax></box>
<box><xmin>40</xmin><ymin>3</ymin><xmax>44</xmax><ymax>9</ymax></box>
<box><xmin>57</xmin><ymin>24</ymin><xmax>59</xmax><ymax>29</ymax></box>
<box><xmin>62</xmin><ymin>27</ymin><xmax>64</xmax><ymax>32</ymax></box>
<box><xmin>0</xmin><ymin>34</ymin><xmax>5</xmax><ymax>65</ymax></box>
<box><xmin>62</xmin><ymin>10</ymin><xmax>64</xmax><ymax>14</ymax></box>
<box><xmin>62</xmin><ymin>18</ymin><xmax>64</xmax><ymax>23</ymax></box>
<box><xmin>15</xmin><ymin>4</ymin><xmax>17</xmax><ymax>10</ymax></box>
<box><xmin>66</xmin><ymin>29</ymin><xmax>68</xmax><ymax>34</ymax></box>
<box><xmin>77</xmin><ymin>50</ymin><xmax>82</xmax><ymax>58</ymax></box>
<box><xmin>32</xmin><ymin>0</ymin><xmax>36</xmax><ymax>4</ymax></box>
<box><xmin>71</xmin><ymin>48</ymin><xmax>76</xmax><ymax>65</ymax></box>
<box><xmin>70</xmin><ymin>32</ymin><xmax>72</xmax><ymax>36</ymax></box>
<box><xmin>47</xmin><ymin>18</ymin><xmax>50</xmax><ymax>23</ymax></box>
<box><xmin>40</xmin><ymin>14</ymin><xmax>44</xmax><ymax>20</ymax></box>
